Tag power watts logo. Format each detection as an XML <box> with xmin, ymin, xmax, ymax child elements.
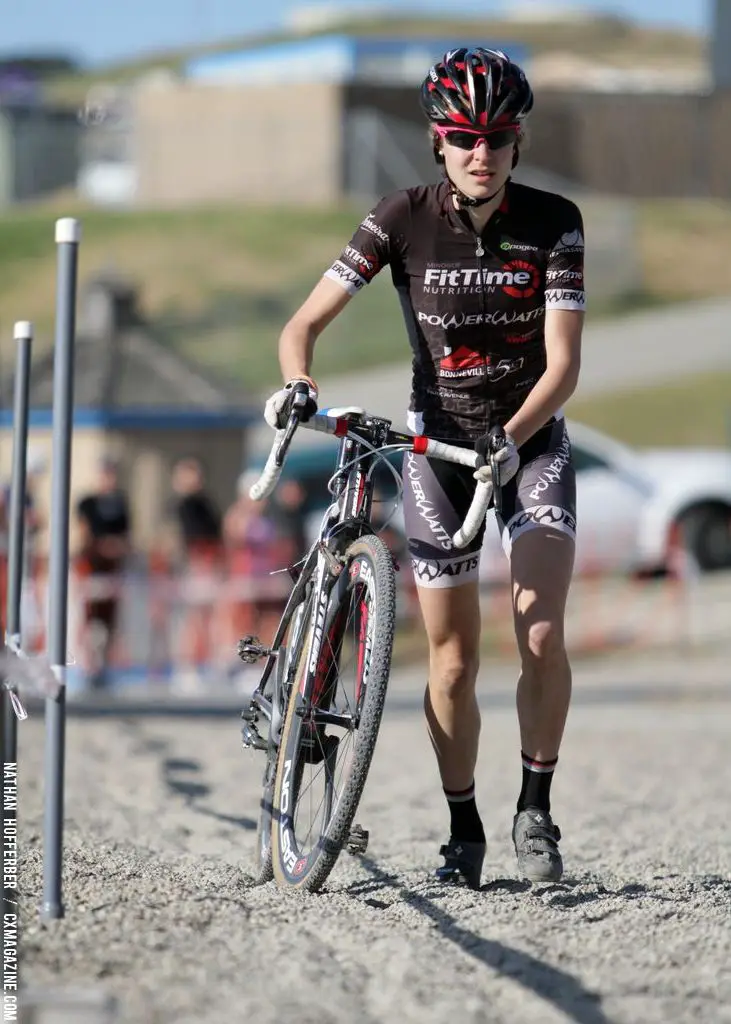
<box><xmin>325</xmin><ymin>260</ymin><xmax>368</xmax><ymax>296</ymax></box>
<box><xmin>545</xmin><ymin>288</ymin><xmax>586</xmax><ymax>309</ymax></box>
<box><xmin>423</xmin><ymin>261</ymin><xmax>540</xmax><ymax>297</ymax></box>
<box><xmin>417</xmin><ymin>307</ymin><xmax>544</xmax><ymax>330</ymax></box>
<box><xmin>550</xmin><ymin>230</ymin><xmax>584</xmax><ymax>255</ymax></box>
<box><xmin>412</xmin><ymin>553</ymin><xmax>480</xmax><ymax>584</ymax></box>
<box><xmin>528</xmin><ymin>432</ymin><xmax>572</xmax><ymax>500</ymax></box>
<box><xmin>507</xmin><ymin>504</ymin><xmax>577</xmax><ymax>539</ymax></box>
<box><xmin>406</xmin><ymin>453</ymin><xmax>453</xmax><ymax>550</ymax></box>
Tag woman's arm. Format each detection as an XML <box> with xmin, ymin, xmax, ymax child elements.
<box><xmin>503</xmin><ymin>308</ymin><xmax>584</xmax><ymax>447</ymax></box>
<box><xmin>278</xmin><ymin>277</ymin><xmax>354</xmax><ymax>383</ymax></box>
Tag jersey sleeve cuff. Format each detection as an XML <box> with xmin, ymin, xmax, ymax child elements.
<box><xmin>324</xmin><ymin>261</ymin><xmax>369</xmax><ymax>296</ymax></box>
<box><xmin>545</xmin><ymin>288</ymin><xmax>586</xmax><ymax>311</ymax></box>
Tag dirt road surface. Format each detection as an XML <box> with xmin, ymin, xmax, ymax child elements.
<box><xmin>17</xmin><ymin>651</ymin><xmax>731</xmax><ymax>1024</ymax></box>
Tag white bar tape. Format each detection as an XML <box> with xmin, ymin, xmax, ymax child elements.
<box><xmin>453</xmin><ymin>480</ymin><xmax>493</xmax><ymax>549</ymax></box>
<box><xmin>13</xmin><ymin>320</ymin><xmax>33</xmax><ymax>340</ymax></box>
<box><xmin>420</xmin><ymin>439</ymin><xmax>489</xmax><ymax>548</ymax></box>
<box><xmin>55</xmin><ymin>218</ymin><xmax>82</xmax><ymax>244</ymax></box>
<box><xmin>423</xmin><ymin>438</ymin><xmax>478</xmax><ymax>469</ymax></box>
<box><xmin>249</xmin><ymin>429</ymin><xmax>287</xmax><ymax>500</ymax></box>
<box><xmin>302</xmin><ymin>414</ymin><xmax>342</xmax><ymax>435</ymax></box>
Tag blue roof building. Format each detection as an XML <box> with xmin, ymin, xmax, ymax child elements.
<box><xmin>185</xmin><ymin>35</ymin><xmax>528</xmax><ymax>87</ymax></box>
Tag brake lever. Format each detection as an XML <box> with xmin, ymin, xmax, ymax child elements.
<box><xmin>487</xmin><ymin>425</ymin><xmax>507</xmax><ymax>519</ymax></box>
<box><xmin>275</xmin><ymin>391</ymin><xmax>308</xmax><ymax>467</ymax></box>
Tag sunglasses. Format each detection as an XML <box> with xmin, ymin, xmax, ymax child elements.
<box><xmin>434</xmin><ymin>125</ymin><xmax>519</xmax><ymax>151</ymax></box>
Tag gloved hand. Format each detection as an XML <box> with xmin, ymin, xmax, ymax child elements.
<box><xmin>264</xmin><ymin>377</ymin><xmax>318</xmax><ymax>430</ymax></box>
<box><xmin>473</xmin><ymin>428</ymin><xmax>520</xmax><ymax>488</ymax></box>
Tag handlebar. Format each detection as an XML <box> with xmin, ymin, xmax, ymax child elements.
<box><xmin>249</xmin><ymin>407</ymin><xmax>499</xmax><ymax>549</ymax></box>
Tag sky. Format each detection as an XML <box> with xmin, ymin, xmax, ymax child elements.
<box><xmin>0</xmin><ymin>0</ymin><xmax>710</xmax><ymax>68</ymax></box>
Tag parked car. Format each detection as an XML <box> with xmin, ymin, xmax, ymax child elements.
<box><xmin>247</xmin><ymin>419</ymin><xmax>731</xmax><ymax>578</ymax></box>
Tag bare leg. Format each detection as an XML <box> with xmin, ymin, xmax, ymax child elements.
<box><xmin>417</xmin><ymin>580</ymin><xmax>482</xmax><ymax>792</ymax></box>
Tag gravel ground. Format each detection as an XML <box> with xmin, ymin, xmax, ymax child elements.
<box><xmin>15</xmin><ymin>652</ymin><xmax>731</xmax><ymax>1024</ymax></box>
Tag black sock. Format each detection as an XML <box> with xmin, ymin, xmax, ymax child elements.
<box><xmin>444</xmin><ymin>781</ymin><xmax>486</xmax><ymax>843</ymax></box>
<box><xmin>517</xmin><ymin>752</ymin><xmax>558</xmax><ymax>814</ymax></box>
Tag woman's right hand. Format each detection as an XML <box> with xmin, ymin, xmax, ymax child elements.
<box><xmin>263</xmin><ymin>378</ymin><xmax>318</xmax><ymax>430</ymax></box>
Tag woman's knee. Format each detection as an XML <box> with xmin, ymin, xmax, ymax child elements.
<box><xmin>517</xmin><ymin>617</ymin><xmax>566</xmax><ymax>669</ymax></box>
<box><xmin>428</xmin><ymin>641</ymin><xmax>480</xmax><ymax>700</ymax></box>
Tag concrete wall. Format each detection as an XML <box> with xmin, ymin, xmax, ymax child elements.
<box><xmin>129</xmin><ymin>79</ymin><xmax>731</xmax><ymax>206</ymax></box>
<box><xmin>133</xmin><ymin>81</ymin><xmax>344</xmax><ymax>207</ymax></box>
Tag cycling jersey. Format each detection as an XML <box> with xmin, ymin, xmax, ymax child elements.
<box><xmin>325</xmin><ymin>179</ymin><xmax>585</xmax><ymax>441</ymax></box>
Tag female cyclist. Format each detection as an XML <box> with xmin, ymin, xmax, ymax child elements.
<box><xmin>264</xmin><ymin>48</ymin><xmax>585</xmax><ymax>889</ymax></box>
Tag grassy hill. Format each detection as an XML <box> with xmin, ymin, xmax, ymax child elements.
<box><xmin>44</xmin><ymin>13</ymin><xmax>704</xmax><ymax>105</ymax></box>
<box><xmin>2</xmin><ymin>195</ymin><xmax>731</xmax><ymax>399</ymax></box>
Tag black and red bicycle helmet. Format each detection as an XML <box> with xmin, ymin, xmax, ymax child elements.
<box><xmin>420</xmin><ymin>47</ymin><xmax>533</xmax><ymax>129</ymax></box>
<box><xmin>420</xmin><ymin>48</ymin><xmax>533</xmax><ymax>206</ymax></box>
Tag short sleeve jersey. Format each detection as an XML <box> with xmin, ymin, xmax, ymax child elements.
<box><xmin>324</xmin><ymin>179</ymin><xmax>585</xmax><ymax>441</ymax></box>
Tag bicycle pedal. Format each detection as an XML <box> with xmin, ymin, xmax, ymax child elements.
<box><xmin>346</xmin><ymin>824</ymin><xmax>369</xmax><ymax>856</ymax></box>
<box><xmin>237</xmin><ymin>635</ymin><xmax>272</xmax><ymax>664</ymax></box>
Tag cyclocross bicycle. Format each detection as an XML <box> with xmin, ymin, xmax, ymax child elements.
<box><xmin>239</xmin><ymin>395</ymin><xmax>502</xmax><ymax>891</ymax></box>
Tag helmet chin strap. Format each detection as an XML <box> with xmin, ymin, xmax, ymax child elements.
<box><xmin>446</xmin><ymin>172</ymin><xmax>510</xmax><ymax>209</ymax></box>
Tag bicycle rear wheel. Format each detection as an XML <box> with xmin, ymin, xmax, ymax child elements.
<box><xmin>270</xmin><ymin>533</ymin><xmax>396</xmax><ymax>891</ymax></box>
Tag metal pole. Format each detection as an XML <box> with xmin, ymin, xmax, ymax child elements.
<box><xmin>42</xmin><ymin>218</ymin><xmax>81</xmax><ymax>921</ymax></box>
<box><xmin>3</xmin><ymin>321</ymin><xmax>33</xmax><ymax>764</ymax></box>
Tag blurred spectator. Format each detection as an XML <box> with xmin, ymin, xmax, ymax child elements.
<box><xmin>75</xmin><ymin>455</ymin><xmax>131</xmax><ymax>687</ymax></box>
<box><xmin>223</xmin><ymin>471</ymin><xmax>290</xmax><ymax>669</ymax></box>
<box><xmin>269</xmin><ymin>478</ymin><xmax>308</xmax><ymax>568</ymax></box>
<box><xmin>171</xmin><ymin>456</ymin><xmax>222</xmax><ymax>552</ymax></box>
<box><xmin>20</xmin><ymin>448</ymin><xmax>48</xmax><ymax>651</ymax></box>
<box><xmin>170</xmin><ymin>456</ymin><xmax>224</xmax><ymax>688</ymax></box>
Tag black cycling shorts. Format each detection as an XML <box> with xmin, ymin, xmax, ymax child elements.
<box><xmin>402</xmin><ymin>418</ymin><xmax>577</xmax><ymax>589</ymax></box>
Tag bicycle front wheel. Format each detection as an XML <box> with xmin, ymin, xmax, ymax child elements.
<box><xmin>253</xmin><ymin>589</ymin><xmax>312</xmax><ymax>885</ymax></box>
<box><xmin>270</xmin><ymin>533</ymin><xmax>396</xmax><ymax>891</ymax></box>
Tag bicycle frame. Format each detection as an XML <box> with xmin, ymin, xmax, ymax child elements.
<box><xmin>242</xmin><ymin>411</ymin><xmax>402</xmax><ymax>753</ymax></box>
<box><xmin>240</xmin><ymin>404</ymin><xmax>498</xmax><ymax>754</ymax></box>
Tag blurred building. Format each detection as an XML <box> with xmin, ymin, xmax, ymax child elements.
<box><xmin>93</xmin><ymin>24</ymin><xmax>723</xmax><ymax>209</ymax></box>
<box><xmin>0</xmin><ymin>100</ymin><xmax>79</xmax><ymax>206</ymax></box>
<box><xmin>3</xmin><ymin>17</ymin><xmax>730</xmax><ymax>212</ymax></box>
<box><xmin>0</xmin><ymin>277</ymin><xmax>258</xmax><ymax>554</ymax></box>
<box><xmin>711</xmin><ymin>0</ymin><xmax>731</xmax><ymax>90</ymax></box>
